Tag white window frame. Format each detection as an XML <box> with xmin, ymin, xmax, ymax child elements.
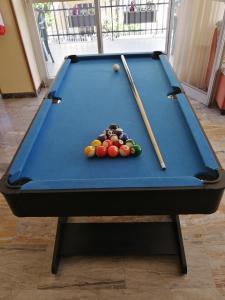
<box><xmin>206</xmin><ymin>10</ymin><xmax>225</xmax><ymax>106</ymax></box>
<box><xmin>24</xmin><ymin>0</ymin><xmax>50</xmax><ymax>85</ymax></box>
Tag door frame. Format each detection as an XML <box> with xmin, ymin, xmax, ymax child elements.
<box><xmin>165</xmin><ymin>0</ymin><xmax>175</xmax><ymax>55</ymax></box>
<box><xmin>24</xmin><ymin>0</ymin><xmax>50</xmax><ymax>86</ymax></box>
<box><xmin>206</xmin><ymin>10</ymin><xmax>225</xmax><ymax>106</ymax></box>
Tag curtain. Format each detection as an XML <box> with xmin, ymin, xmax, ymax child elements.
<box><xmin>32</xmin><ymin>1</ymin><xmax>75</xmax><ymax>2</ymax></box>
<box><xmin>172</xmin><ymin>0</ymin><xmax>224</xmax><ymax>90</ymax></box>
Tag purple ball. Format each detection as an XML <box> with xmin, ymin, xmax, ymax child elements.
<box><xmin>98</xmin><ymin>133</ymin><xmax>107</xmax><ymax>142</ymax></box>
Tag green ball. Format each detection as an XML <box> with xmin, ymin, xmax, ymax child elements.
<box><xmin>131</xmin><ymin>144</ymin><xmax>142</xmax><ymax>156</ymax></box>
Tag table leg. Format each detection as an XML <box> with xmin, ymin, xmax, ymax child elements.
<box><xmin>50</xmin><ymin>217</ymin><xmax>187</xmax><ymax>275</ymax></box>
<box><xmin>51</xmin><ymin>217</ymin><xmax>67</xmax><ymax>274</ymax></box>
<box><xmin>172</xmin><ymin>215</ymin><xmax>187</xmax><ymax>274</ymax></box>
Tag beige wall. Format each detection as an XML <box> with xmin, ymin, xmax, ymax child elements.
<box><xmin>0</xmin><ymin>0</ymin><xmax>41</xmax><ymax>94</ymax></box>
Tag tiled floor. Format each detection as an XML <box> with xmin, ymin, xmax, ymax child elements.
<box><xmin>0</xmin><ymin>91</ymin><xmax>225</xmax><ymax>299</ymax></box>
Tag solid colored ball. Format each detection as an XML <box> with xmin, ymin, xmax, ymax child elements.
<box><xmin>103</xmin><ymin>139</ymin><xmax>113</xmax><ymax>148</ymax></box>
<box><xmin>130</xmin><ymin>144</ymin><xmax>142</xmax><ymax>156</ymax></box>
<box><xmin>98</xmin><ymin>133</ymin><xmax>107</xmax><ymax>142</ymax></box>
<box><xmin>126</xmin><ymin>139</ymin><xmax>135</xmax><ymax>148</ymax></box>
<box><xmin>91</xmin><ymin>139</ymin><xmax>102</xmax><ymax>147</ymax></box>
<box><xmin>108</xmin><ymin>145</ymin><xmax>119</xmax><ymax>158</ymax></box>
<box><xmin>119</xmin><ymin>145</ymin><xmax>130</xmax><ymax>157</ymax></box>
<box><xmin>110</xmin><ymin>134</ymin><xmax>119</xmax><ymax>143</ymax></box>
<box><xmin>119</xmin><ymin>132</ymin><xmax>129</xmax><ymax>142</ymax></box>
<box><xmin>113</xmin><ymin>64</ymin><xmax>120</xmax><ymax>72</ymax></box>
<box><xmin>84</xmin><ymin>146</ymin><xmax>95</xmax><ymax>158</ymax></box>
<box><xmin>96</xmin><ymin>146</ymin><xmax>107</xmax><ymax>157</ymax></box>
<box><xmin>109</xmin><ymin>123</ymin><xmax>119</xmax><ymax>130</ymax></box>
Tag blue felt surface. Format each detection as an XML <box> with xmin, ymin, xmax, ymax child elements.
<box><xmin>8</xmin><ymin>54</ymin><xmax>219</xmax><ymax>190</ymax></box>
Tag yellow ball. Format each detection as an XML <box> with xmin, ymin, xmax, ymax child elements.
<box><xmin>113</xmin><ymin>64</ymin><xmax>120</xmax><ymax>72</ymax></box>
<box><xmin>91</xmin><ymin>139</ymin><xmax>102</xmax><ymax>147</ymax></box>
<box><xmin>84</xmin><ymin>146</ymin><xmax>95</xmax><ymax>158</ymax></box>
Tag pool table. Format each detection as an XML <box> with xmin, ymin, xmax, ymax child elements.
<box><xmin>1</xmin><ymin>52</ymin><xmax>225</xmax><ymax>274</ymax></box>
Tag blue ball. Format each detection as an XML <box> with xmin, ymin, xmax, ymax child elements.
<box><xmin>119</xmin><ymin>132</ymin><xmax>129</xmax><ymax>142</ymax></box>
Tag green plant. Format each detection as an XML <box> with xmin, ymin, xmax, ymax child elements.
<box><xmin>33</xmin><ymin>3</ymin><xmax>55</xmax><ymax>27</ymax></box>
<box><xmin>102</xmin><ymin>19</ymin><xmax>112</xmax><ymax>32</ymax></box>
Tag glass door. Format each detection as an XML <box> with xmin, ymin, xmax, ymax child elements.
<box><xmin>100</xmin><ymin>0</ymin><xmax>170</xmax><ymax>53</ymax></box>
<box><xmin>27</xmin><ymin>0</ymin><xmax>173</xmax><ymax>79</ymax></box>
<box><xmin>31</xmin><ymin>1</ymin><xmax>99</xmax><ymax>78</ymax></box>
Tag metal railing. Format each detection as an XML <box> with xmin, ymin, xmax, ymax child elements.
<box><xmin>34</xmin><ymin>0</ymin><xmax>169</xmax><ymax>43</ymax></box>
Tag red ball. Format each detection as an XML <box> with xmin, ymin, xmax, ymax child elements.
<box><xmin>103</xmin><ymin>139</ymin><xmax>113</xmax><ymax>148</ymax></box>
<box><xmin>108</xmin><ymin>145</ymin><xmax>119</xmax><ymax>158</ymax></box>
<box><xmin>96</xmin><ymin>146</ymin><xmax>107</xmax><ymax>157</ymax></box>
<box><xmin>113</xmin><ymin>139</ymin><xmax>124</xmax><ymax>148</ymax></box>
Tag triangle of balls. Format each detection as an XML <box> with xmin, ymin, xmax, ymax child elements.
<box><xmin>84</xmin><ymin>124</ymin><xmax>142</xmax><ymax>158</ymax></box>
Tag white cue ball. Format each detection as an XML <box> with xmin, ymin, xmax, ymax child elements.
<box><xmin>113</xmin><ymin>64</ymin><xmax>120</xmax><ymax>72</ymax></box>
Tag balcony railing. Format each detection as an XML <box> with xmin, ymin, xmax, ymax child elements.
<box><xmin>34</xmin><ymin>0</ymin><xmax>169</xmax><ymax>43</ymax></box>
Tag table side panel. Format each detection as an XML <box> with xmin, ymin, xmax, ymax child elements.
<box><xmin>177</xmin><ymin>94</ymin><xmax>218</xmax><ymax>172</ymax></box>
<box><xmin>159</xmin><ymin>54</ymin><xmax>182</xmax><ymax>92</ymax></box>
<box><xmin>8</xmin><ymin>100</ymin><xmax>52</xmax><ymax>184</ymax></box>
<box><xmin>22</xmin><ymin>176</ymin><xmax>202</xmax><ymax>190</ymax></box>
<box><xmin>48</xmin><ymin>59</ymin><xmax>71</xmax><ymax>98</ymax></box>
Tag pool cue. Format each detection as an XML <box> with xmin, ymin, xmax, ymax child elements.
<box><xmin>121</xmin><ymin>55</ymin><xmax>166</xmax><ymax>170</ymax></box>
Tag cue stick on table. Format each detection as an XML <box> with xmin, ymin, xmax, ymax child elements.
<box><xmin>120</xmin><ymin>55</ymin><xmax>166</xmax><ymax>170</ymax></box>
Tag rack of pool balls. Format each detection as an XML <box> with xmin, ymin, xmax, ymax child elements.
<box><xmin>84</xmin><ymin>124</ymin><xmax>142</xmax><ymax>158</ymax></box>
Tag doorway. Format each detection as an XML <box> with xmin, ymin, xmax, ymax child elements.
<box><xmin>26</xmin><ymin>0</ymin><xmax>171</xmax><ymax>78</ymax></box>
